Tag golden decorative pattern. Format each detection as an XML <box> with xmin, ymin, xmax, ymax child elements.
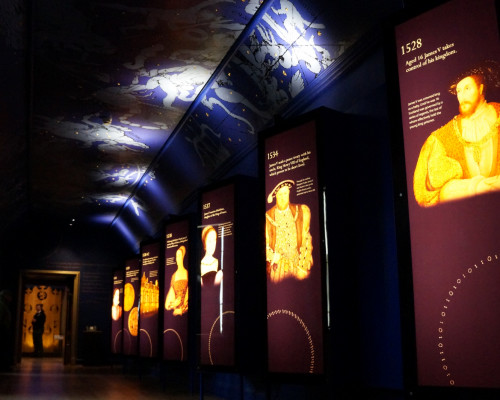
<box><xmin>128</xmin><ymin>307</ymin><xmax>138</xmax><ymax>337</ymax></box>
<box><xmin>124</xmin><ymin>283</ymin><xmax>135</xmax><ymax>312</ymax></box>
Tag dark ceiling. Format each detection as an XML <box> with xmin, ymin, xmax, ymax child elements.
<box><xmin>0</xmin><ymin>0</ymin><xmax>404</xmax><ymax>253</ymax></box>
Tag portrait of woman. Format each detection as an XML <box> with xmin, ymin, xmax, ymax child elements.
<box><xmin>200</xmin><ymin>225</ymin><xmax>222</xmax><ymax>286</ymax></box>
<box><xmin>111</xmin><ymin>287</ymin><xmax>122</xmax><ymax>321</ymax></box>
<box><xmin>165</xmin><ymin>245</ymin><xmax>189</xmax><ymax>316</ymax></box>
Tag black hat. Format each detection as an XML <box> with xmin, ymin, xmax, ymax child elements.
<box><xmin>267</xmin><ymin>179</ymin><xmax>294</xmax><ymax>203</ymax></box>
<box><xmin>449</xmin><ymin>60</ymin><xmax>500</xmax><ymax>95</ymax></box>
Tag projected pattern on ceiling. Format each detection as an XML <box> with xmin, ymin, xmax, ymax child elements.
<box><xmin>20</xmin><ymin>0</ymin><xmax>353</xmax><ymax>244</ymax></box>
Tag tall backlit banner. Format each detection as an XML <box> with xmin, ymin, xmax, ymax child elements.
<box><xmin>264</xmin><ymin>120</ymin><xmax>324</xmax><ymax>374</ymax></box>
<box><xmin>163</xmin><ymin>219</ymin><xmax>190</xmax><ymax>361</ymax></box>
<box><xmin>123</xmin><ymin>257</ymin><xmax>140</xmax><ymax>355</ymax></box>
<box><xmin>394</xmin><ymin>0</ymin><xmax>500</xmax><ymax>389</ymax></box>
<box><xmin>111</xmin><ymin>269</ymin><xmax>124</xmax><ymax>354</ymax></box>
<box><xmin>199</xmin><ymin>184</ymin><xmax>235</xmax><ymax>367</ymax></box>
<box><xmin>139</xmin><ymin>241</ymin><xmax>160</xmax><ymax>358</ymax></box>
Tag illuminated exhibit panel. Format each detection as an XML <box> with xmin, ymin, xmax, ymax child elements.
<box><xmin>394</xmin><ymin>0</ymin><xmax>500</xmax><ymax>389</ymax></box>
<box><xmin>263</xmin><ymin>119</ymin><xmax>324</xmax><ymax>375</ymax></box>
<box><xmin>139</xmin><ymin>241</ymin><xmax>161</xmax><ymax>358</ymax></box>
<box><xmin>22</xmin><ymin>285</ymin><xmax>63</xmax><ymax>355</ymax></box>
<box><xmin>111</xmin><ymin>270</ymin><xmax>124</xmax><ymax>354</ymax></box>
<box><xmin>123</xmin><ymin>257</ymin><xmax>141</xmax><ymax>356</ymax></box>
<box><xmin>199</xmin><ymin>184</ymin><xmax>235</xmax><ymax>368</ymax></box>
<box><xmin>163</xmin><ymin>218</ymin><xmax>190</xmax><ymax>361</ymax></box>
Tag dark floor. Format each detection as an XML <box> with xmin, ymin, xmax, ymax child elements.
<box><xmin>22</xmin><ymin>357</ymin><xmax>500</xmax><ymax>400</ymax></box>
<box><xmin>0</xmin><ymin>357</ymin><xmax>225</xmax><ymax>400</ymax></box>
<box><xmin>11</xmin><ymin>357</ymin><xmax>497</xmax><ymax>400</ymax></box>
<box><xmin>0</xmin><ymin>356</ymin><xmax>416</xmax><ymax>400</ymax></box>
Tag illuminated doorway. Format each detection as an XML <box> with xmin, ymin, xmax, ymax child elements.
<box><xmin>18</xmin><ymin>270</ymin><xmax>80</xmax><ymax>365</ymax></box>
<box><xmin>22</xmin><ymin>284</ymin><xmax>64</xmax><ymax>356</ymax></box>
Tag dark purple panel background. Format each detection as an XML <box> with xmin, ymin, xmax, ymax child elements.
<box><xmin>199</xmin><ymin>184</ymin><xmax>235</xmax><ymax>367</ymax></box>
<box><xmin>163</xmin><ymin>219</ymin><xmax>190</xmax><ymax>361</ymax></box>
<box><xmin>264</xmin><ymin>120</ymin><xmax>324</xmax><ymax>374</ymax></box>
<box><xmin>123</xmin><ymin>258</ymin><xmax>140</xmax><ymax>355</ymax></box>
<box><xmin>395</xmin><ymin>0</ymin><xmax>500</xmax><ymax>388</ymax></box>
<box><xmin>139</xmin><ymin>242</ymin><xmax>160</xmax><ymax>358</ymax></box>
<box><xmin>111</xmin><ymin>269</ymin><xmax>124</xmax><ymax>354</ymax></box>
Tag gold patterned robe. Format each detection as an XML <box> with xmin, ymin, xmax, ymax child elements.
<box><xmin>414</xmin><ymin>102</ymin><xmax>500</xmax><ymax>207</ymax></box>
<box><xmin>266</xmin><ymin>203</ymin><xmax>313</xmax><ymax>282</ymax></box>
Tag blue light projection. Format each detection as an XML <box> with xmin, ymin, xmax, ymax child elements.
<box><xmin>91</xmin><ymin>164</ymin><xmax>147</xmax><ymax>189</ymax></box>
<box><xmin>121</xmin><ymin>195</ymin><xmax>156</xmax><ymax>234</ymax></box>
<box><xmin>86</xmin><ymin>193</ymin><xmax>129</xmax><ymax>208</ymax></box>
<box><xmin>31</xmin><ymin>0</ymin><xmax>261</xmax><ymax>228</ymax></box>
<box><xmin>174</xmin><ymin>0</ymin><xmax>338</xmax><ymax>175</ymax></box>
<box><xmin>195</xmin><ymin>0</ymin><xmax>336</xmax><ymax>147</ymax></box>
<box><xmin>114</xmin><ymin>217</ymin><xmax>141</xmax><ymax>252</ymax></box>
<box><xmin>135</xmin><ymin>178</ymin><xmax>177</xmax><ymax>217</ymax></box>
<box><xmin>113</xmin><ymin>0</ymin><xmax>344</xmax><ymax>243</ymax></box>
<box><xmin>88</xmin><ymin>213</ymin><xmax>116</xmax><ymax>225</ymax></box>
<box><xmin>38</xmin><ymin>115</ymin><xmax>151</xmax><ymax>153</ymax></box>
<box><xmin>30</xmin><ymin>0</ymin><xmax>345</xmax><ymax>244</ymax></box>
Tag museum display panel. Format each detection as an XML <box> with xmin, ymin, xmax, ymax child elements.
<box><xmin>139</xmin><ymin>240</ymin><xmax>161</xmax><ymax>358</ymax></box>
<box><xmin>198</xmin><ymin>176</ymin><xmax>265</xmax><ymax>372</ymax></box>
<box><xmin>163</xmin><ymin>217</ymin><xmax>190</xmax><ymax>362</ymax></box>
<box><xmin>262</xmin><ymin>115</ymin><xmax>326</xmax><ymax>375</ymax></box>
<box><xmin>111</xmin><ymin>269</ymin><xmax>124</xmax><ymax>354</ymax></box>
<box><xmin>389</xmin><ymin>0</ymin><xmax>500</xmax><ymax>392</ymax></box>
<box><xmin>199</xmin><ymin>183</ymin><xmax>236</xmax><ymax>368</ymax></box>
<box><xmin>123</xmin><ymin>257</ymin><xmax>141</xmax><ymax>355</ymax></box>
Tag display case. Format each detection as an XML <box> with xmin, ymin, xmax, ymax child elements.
<box><xmin>111</xmin><ymin>269</ymin><xmax>124</xmax><ymax>354</ymax></box>
<box><xmin>123</xmin><ymin>257</ymin><xmax>141</xmax><ymax>356</ymax></box>
<box><xmin>260</xmin><ymin>112</ymin><xmax>327</xmax><ymax>377</ymax></box>
<box><xmin>386</xmin><ymin>0</ymin><xmax>500</xmax><ymax>394</ymax></box>
<box><xmin>139</xmin><ymin>240</ymin><xmax>161</xmax><ymax>358</ymax></box>
<box><xmin>163</xmin><ymin>216</ymin><xmax>193</xmax><ymax>362</ymax></box>
<box><xmin>197</xmin><ymin>176</ymin><xmax>265</xmax><ymax>372</ymax></box>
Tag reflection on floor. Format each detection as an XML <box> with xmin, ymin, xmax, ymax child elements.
<box><xmin>0</xmin><ymin>357</ymin><xmax>223</xmax><ymax>400</ymax></box>
<box><xmin>0</xmin><ymin>357</ymin><xmax>417</xmax><ymax>400</ymax></box>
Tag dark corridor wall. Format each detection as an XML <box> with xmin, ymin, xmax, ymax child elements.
<box><xmin>0</xmin><ymin>215</ymin><xmax>132</xmax><ymax>363</ymax></box>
